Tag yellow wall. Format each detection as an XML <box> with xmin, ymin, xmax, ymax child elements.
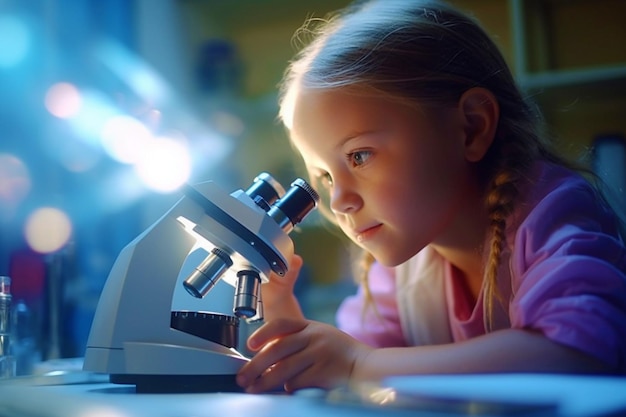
<box><xmin>182</xmin><ymin>0</ymin><xmax>353</xmax><ymax>98</ymax></box>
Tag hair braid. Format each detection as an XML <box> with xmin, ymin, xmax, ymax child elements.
<box><xmin>483</xmin><ymin>169</ymin><xmax>519</xmax><ymax>330</ymax></box>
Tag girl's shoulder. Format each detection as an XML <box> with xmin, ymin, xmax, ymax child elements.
<box><xmin>509</xmin><ymin>160</ymin><xmax>625</xmax><ymax>274</ymax></box>
<box><xmin>511</xmin><ymin>161</ymin><xmax>614</xmax><ymax>235</ymax></box>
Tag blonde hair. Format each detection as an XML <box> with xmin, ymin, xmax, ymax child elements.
<box><xmin>278</xmin><ymin>0</ymin><xmax>616</xmax><ymax>329</ymax></box>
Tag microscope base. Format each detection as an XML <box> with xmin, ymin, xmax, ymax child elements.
<box><xmin>110</xmin><ymin>373</ymin><xmax>243</xmax><ymax>393</ymax></box>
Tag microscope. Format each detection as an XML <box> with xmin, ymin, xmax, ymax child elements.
<box><xmin>83</xmin><ymin>173</ymin><xmax>319</xmax><ymax>393</ymax></box>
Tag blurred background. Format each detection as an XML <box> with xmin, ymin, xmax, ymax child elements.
<box><xmin>0</xmin><ymin>0</ymin><xmax>625</xmax><ymax>373</ymax></box>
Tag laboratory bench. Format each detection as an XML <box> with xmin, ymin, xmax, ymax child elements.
<box><xmin>1</xmin><ymin>369</ymin><xmax>625</xmax><ymax>417</ymax></box>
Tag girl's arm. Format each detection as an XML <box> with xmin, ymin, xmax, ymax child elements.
<box><xmin>353</xmin><ymin>328</ymin><xmax>612</xmax><ymax>382</ymax></box>
<box><xmin>236</xmin><ymin>319</ymin><xmax>612</xmax><ymax>393</ymax></box>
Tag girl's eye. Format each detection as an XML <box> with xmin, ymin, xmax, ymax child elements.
<box><xmin>348</xmin><ymin>150</ymin><xmax>372</xmax><ymax>167</ymax></box>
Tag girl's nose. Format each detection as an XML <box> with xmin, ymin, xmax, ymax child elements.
<box><xmin>329</xmin><ymin>181</ymin><xmax>362</xmax><ymax>214</ymax></box>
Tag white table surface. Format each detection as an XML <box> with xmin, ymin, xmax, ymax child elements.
<box><xmin>0</xmin><ymin>374</ymin><xmax>404</xmax><ymax>417</ymax></box>
<box><xmin>0</xmin><ymin>372</ymin><xmax>625</xmax><ymax>417</ymax></box>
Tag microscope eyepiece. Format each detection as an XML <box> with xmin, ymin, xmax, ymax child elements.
<box><xmin>268</xmin><ymin>178</ymin><xmax>320</xmax><ymax>233</ymax></box>
<box><xmin>245</xmin><ymin>172</ymin><xmax>285</xmax><ymax>208</ymax></box>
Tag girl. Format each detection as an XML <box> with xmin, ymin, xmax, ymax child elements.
<box><xmin>236</xmin><ymin>0</ymin><xmax>626</xmax><ymax>393</ymax></box>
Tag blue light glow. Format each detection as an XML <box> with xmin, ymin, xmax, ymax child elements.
<box><xmin>95</xmin><ymin>39</ymin><xmax>169</xmax><ymax>103</ymax></box>
<box><xmin>67</xmin><ymin>89</ymin><xmax>119</xmax><ymax>147</ymax></box>
<box><xmin>0</xmin><ymin>15</ymin><xmax>30</xmax><ymax>68</ymax></box>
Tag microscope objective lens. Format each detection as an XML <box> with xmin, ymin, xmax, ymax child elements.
<box><xmin>183</xmin><ymin>248</ymin><xmax>233</xmax><ymax>299</ymax></box>
<box><xmin>234</xmin><ymin>270</ymin><xmax>261</xmax><ymax>319</ymax></box>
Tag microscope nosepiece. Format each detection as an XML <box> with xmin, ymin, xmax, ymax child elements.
<box><xmin>183</xmin><ymin>248</ymin><xmax>233</xmax><ymax>298</ymax></box>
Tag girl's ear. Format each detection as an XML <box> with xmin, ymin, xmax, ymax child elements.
<box><xmin>458</xmin><ymin>87</ymin><xmax>500</xmax><ymax>162</ymax></box>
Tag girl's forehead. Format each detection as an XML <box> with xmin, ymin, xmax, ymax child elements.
<box><xmin>290</xmin><ymin>88</ymin><xmax>376</xmax><ymax>146</ymax></box>
<box><xmin>290</xmin><ymin>86</ymin><xmax>434</xmax><ymax>138</ymax></box>
<box><xmin>293</xmin><ymin>87</ymin><xmax>390</xmax><ymax>126</ymax></box>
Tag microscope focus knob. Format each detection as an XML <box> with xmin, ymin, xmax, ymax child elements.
<box><xmin>170</xmin><ymin>311</ymin><xmax>239</xmax><ymax>349</ymax></box>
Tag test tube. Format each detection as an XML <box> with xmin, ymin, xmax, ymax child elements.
<box><xmin>0</xmin><ymin>275</ymin><xmax>15</xmax><ymax>378</ymax></box>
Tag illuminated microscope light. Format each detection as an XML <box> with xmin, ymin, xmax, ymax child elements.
<box><xmin>181</xmin><ymin>173</ymin><xmax>319</xmax><ymax>320</ymax></box>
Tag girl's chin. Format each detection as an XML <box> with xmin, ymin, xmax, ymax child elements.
<box><xmin>359</xmin><ymin>246</ymin><xmax>416</xmax><ymax>268</ymax></box>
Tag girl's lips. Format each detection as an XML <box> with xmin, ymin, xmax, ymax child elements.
<box><xmin>355</xmin><ymin>224</ymin><xmax>382</xmax><ymax>242</ymax></box>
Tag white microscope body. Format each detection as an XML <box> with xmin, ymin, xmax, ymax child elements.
<box><xmin>83</xmin><ymin>173</ymin><xmax>318</xmax><ymax>392</ymax></box>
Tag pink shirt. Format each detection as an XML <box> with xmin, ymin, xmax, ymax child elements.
<box><xmin>336</xmin><ymin>162</ymin><xmax>626</xmax><ymax>372</ymax></box>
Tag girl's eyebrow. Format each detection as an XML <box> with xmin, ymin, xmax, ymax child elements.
<box><xmin>338</xmin><ymin>129</ymin><xmax>379</xmax><ymax>148</ymax></box>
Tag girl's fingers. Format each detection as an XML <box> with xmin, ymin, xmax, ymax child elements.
<box><xmin>247</xmin><ymin>318</ymin><xmax>308</xmax><ymax>351</ymax></box>
<box><xmin>237</xmin><ymin>319</ymin><xmax>366</xmax><ymax>393</ymax></box>
<box><xmin>245</xmin><ymin>348</ymin><xmax>315</xmax><ymax>393</ymax></box>
<box><xmin>237</xmin><ymin>322</ymin><xmax>309</xmax><ymax>388</ymax></box>
<box><xmin>286</xmin><ymin>254</ymin><xmax>303</xmax><ymax>281</ymax></box>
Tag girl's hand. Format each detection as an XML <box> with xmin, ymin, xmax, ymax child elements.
<box><xmin>261</xmin><ymin>254</ymin><xmax>305</xmax><ymax>321</ymax></box>
<box><xmin>236</xmin><ymin>317</ymin><xmax>372</xmax><ymax>393</ymax></box>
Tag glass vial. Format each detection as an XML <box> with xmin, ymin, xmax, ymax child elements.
<box><xmin>0</xmin><ymin>276</ymin><xmax>16</xmax><ymax>378</ymax></box>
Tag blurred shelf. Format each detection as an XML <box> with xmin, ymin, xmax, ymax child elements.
<box><xmin>519</xmin><ymin>64</ymin><xmax>626</xmax><ymax>104</ymax></box>
<box><xmin>508</xmin><ymin>0</ymin><xmax>626</xmax><ymax>158</ymax></box>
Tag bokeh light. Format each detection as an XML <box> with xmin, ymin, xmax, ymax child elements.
<box><xmin>0</xmin><ymin>153</ymin><xmax>31</xmax><ymax>221</ymax></box>
<box><xmin>0</xmin><ymin>153</ymin><xmax>31</xmax><ymax>204</ymax></box>
<box><xmin>45</xmin><ymin>82</ymin><xmax>82</xmax><ymax>119</ymax></box>
<box><xmin>0</xmin><ymin>15</ymin><xmax>30</xmax><ymax>67</ymax></box>
<box><xmin>100</xmin><ymin>115</ymin><xmax>153</xmax><ymax>164</ymax></box>
<box><xmin>134</xmin><ymin>136</ymin><xmax>191</xmax><ymax>192</ymax></box>
<box><xmin>24</xmin><ymin>207</ymin><xmax>73</xmax><ymax>254</ymax></box>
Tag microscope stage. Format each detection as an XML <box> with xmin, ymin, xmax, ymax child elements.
<box><xmin>170</xmin><ymin>311</ymin><xmax>239</xmax><ymax>348</ymax></box>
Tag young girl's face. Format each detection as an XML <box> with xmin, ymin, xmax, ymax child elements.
<box><xmin>289</xmin><ymin>87</ymin><xmax>478</xmax><ymax>266</ymax></box>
